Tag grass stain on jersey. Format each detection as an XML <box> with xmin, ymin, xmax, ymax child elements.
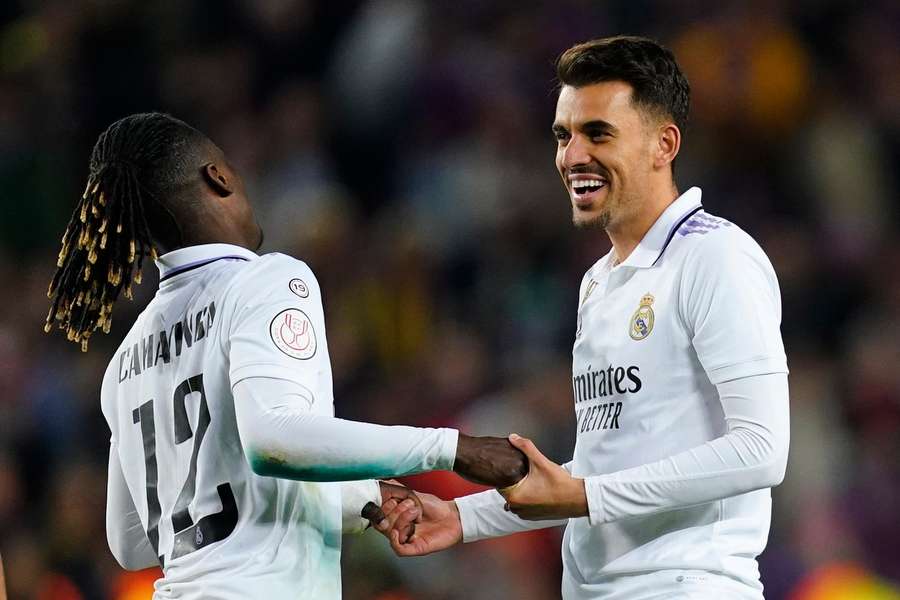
<box><xmin>250</xmin><ymin>451</ymin><xmax>399</xmax><ymax>482</ymax></box>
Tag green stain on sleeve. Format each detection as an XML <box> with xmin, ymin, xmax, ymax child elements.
<box><xmin>249</xmin><ymin>451</ymin><xmax>408</xmax><ymax>482</ymax></box>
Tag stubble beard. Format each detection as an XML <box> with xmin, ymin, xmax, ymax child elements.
<box><xmin>573</xmin><ymin>209</ymin><xmax>611</xmax><ymax>230</ymax></box>
<box><xmin>572</xmin><ymin>189</ymin><xmax>616</xmax><ymax>230</ymax></box>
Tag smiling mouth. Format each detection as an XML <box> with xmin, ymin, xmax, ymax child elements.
<box><xmin>569</xmin><ymin>178</ymin><xmax>608</xmax><ymax>207</ymax></box>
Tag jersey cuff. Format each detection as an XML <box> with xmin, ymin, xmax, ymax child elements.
<box><xmin>341</xmin><ymin>479</ymin><xmax>381</xmax><ymax>534</ymax></box>
<box><xmin>454</xmin><ymin>489</ymin><xmax>505</xmax><ymax>542</ymax></box>
<box><xmin>705</xmin><ymin>357</ymin><xmax>788</xmax><ymax>385</ymax></box>
<box><xmin>438</xmin><ymin>428</ymin><xmax>460</xmax><ymax>471</ymax></box>
<box><xmin>584</xmin><ymin>476</ymin><xmax>607</xmax><ymax>526</ymax></box>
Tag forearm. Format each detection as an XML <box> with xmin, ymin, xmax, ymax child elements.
<box><xmin>584</xmin><ymin>373</ymin><xmax>789</xmax><ymax>525</ymax></box>
<box><xmin>107</xmin><ymin>445</ymin><xmax>159</xmax><ymax>570</ymax></box>
<box><xmin>233</xmin><ymin>378</ymin><xmax>458</xmax><ymax>481</ymax></box>
<box><xmin>455</xmin><ymin>489</ymin><xmax>567</xmax><ymax>542</ymax></box>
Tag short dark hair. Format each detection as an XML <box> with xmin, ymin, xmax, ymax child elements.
<box><xmin>556</xmin><ymin>36</ymin><xmax>690</xmax><ymax>134</ymax></box>
<box><xmin>45</xmin><ymin>112</ymin><xmax>210</xmax><ymax>350</ymax></box>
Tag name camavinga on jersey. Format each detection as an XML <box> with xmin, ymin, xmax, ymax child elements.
<box><xmin>118</xmin><ymin>302</ymin><xmax>216</xmax><ymax>383</ymax></box>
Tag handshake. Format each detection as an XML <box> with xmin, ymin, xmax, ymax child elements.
<box><xmin>360</xmin><ymin>433</ymin><xmax>588</xmax><ymax>556</ymax></box>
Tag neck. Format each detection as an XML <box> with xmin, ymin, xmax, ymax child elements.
<box><xmin>176</xmin><ymin>211</ymin><xmax>257</xmax><ymax>252</ymax></box>
<box><xmin>607</xmin><ymin>184</ymin><xmax>679</xmax><ymax>264</ymax></box>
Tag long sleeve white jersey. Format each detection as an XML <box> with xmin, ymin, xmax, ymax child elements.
<box><xmin>456</xmin><ymin>187</ymin><xmax>789</xmax><ymax>600</ymax></box>
<box><xmin>101</xmin><ymin>244</ymin><xmax>458</xmax><ymax>599</ymax></box>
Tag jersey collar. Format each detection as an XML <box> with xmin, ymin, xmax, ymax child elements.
<box><xmin>156</xmin><ymin>243</ymin><xmax>258</xmax><ymax>282</ymax></box>
<box><xmin>616</xmin><ymin>186</ymin><xmax>703</xmax><ymax>270</ymax></box>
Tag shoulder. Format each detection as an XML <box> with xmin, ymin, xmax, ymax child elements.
<box><xmin>671</xmin><ymin>212</ymin><xmax>780</xmax><ymax>313</ymax></box>
<box><xmin>227</xmin><ymin>253</ymin><xmax>320</xmax><ymax>299</ymax></box>
<box><xmin>673</xmin><ymin>211</ymin><xmax>773</xmax><ymax>276</ymax></box>
<box><xmin>238</xmin><ymin>252</ymin><xmax>317</xmax><ymax>282</ymax></box>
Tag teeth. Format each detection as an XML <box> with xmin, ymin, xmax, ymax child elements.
<box><xmin>572</xmin><ymin>180</ymin><xmax>605</xmax><ymax>191</ymax></box>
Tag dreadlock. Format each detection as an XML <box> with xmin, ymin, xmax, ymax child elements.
<box><xmin>45</xmin><ymin>112</ymin><xmax>207</xmax><ymax>351</ymax></box>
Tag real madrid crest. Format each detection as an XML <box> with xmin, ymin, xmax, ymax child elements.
<box><xmin>629</xmin><ymin>293</ymin><xmax>655</xmax><ymax>341</ymax></box>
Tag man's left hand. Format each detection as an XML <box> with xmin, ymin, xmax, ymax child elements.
<box><xmin>362</xmin><ymin>480</ymin><xmax>422</xmax><ymax>542</ymax></box>
<box><xmin>498</xmin><ymin>434</ymin><xmax>589</xmax><ymax>521</ymax></box>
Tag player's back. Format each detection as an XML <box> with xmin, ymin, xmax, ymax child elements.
<box><xmin>101</xmin><ymin>245</ymin><xmax>342</xmax><ymax>599</ymax></box>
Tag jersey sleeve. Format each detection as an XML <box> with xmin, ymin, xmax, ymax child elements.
<box><xmin>679</xmin><ymin>229</ymin><xmax>788</xmax><ymax>385</ymax></box>
<box><xmin>583</xmin><ymin>372</ymin><xmax>789</xmax><ymax>525</ymax></box>
<box><xmin>232</xmin><ymin>377</ymin><xmax>458</xmax><ymax>481</ymax></box>
<box><xmin>227</xmin><ymin>255</ymin><xmax>332</xmax><ymax>401</ymax></box>
<box><xmin>455</xmin><ymin>490</ymin><xmax>567</xmax><ymax>542</ymax></box>
<box><xmin>340</xmin><ymin>480</ymin><xmax>381</xmax><ymax>534</ymax></box>
<box><xmin>455</xmin><ymin>461</ymin><xmax>572</xmax><ymax>541</ymax></box>
<box><xmin>106</xmin><ymin>442</ymin><xmax>159</xmax><ymax>570</ymax></box>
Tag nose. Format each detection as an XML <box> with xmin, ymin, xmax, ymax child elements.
<box><xmin>561</xmin><ymin>134</ymin><xmax>591</xmax><ymax>169</ymax></box>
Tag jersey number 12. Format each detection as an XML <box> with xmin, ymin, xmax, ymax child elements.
<box><xmin>132</xmin><ymin>373</ymin><xmax>238</xmax><ymax>567</ymax></box>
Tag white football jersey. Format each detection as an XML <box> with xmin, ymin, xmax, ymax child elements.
<box><xmin>563</xmin><ymin>187</ymin><xmax>788</xmax><ymax>598</ymax></box>
<box><xmin>101</xmin><ymin>244</ymin><xmax>346</xmax><ymax>599</ymax></box>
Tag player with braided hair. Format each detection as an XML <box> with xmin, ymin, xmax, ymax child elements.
<box><xmin>46</xmin><ymin>113</ymin><xmax>527</xmax><ymax>599</ymax></box>
<box><xmin>45</xmin><ymin>113</ymin><xmax>210</xmax><ymax>349</ymax></box>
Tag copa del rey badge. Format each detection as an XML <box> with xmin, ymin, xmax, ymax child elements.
<box><xmin>629</xmin><ymin>293</ymin><xmax>655</xmax><ymax>341</ymax></box>
<box><xmin>270</xmin><ymin>308</ymin><xmax>317</xmax><ymax>359</ymax></box>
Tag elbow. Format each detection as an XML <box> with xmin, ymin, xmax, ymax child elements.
<box><xmin>240</xmin><ymin>419</ymin><xmax>282</xmax><ymax>477</ymax></box>
<box><xmin>762</xmin><ymin>430</ymin><xmax>789</xmax><ymax>488</ymax></box>
<box><xmin>107</xmin><ymin>539</ymin><xmax>128</xmax><ymax>570</ymax></box>
<box><xmin>755</xmin><ymin>458</ymin><xmax>785</xmax><ymax>489</ymax></box>
<box><xmin>765</xmin><ymin>447</ymin><xmax>788</xmax><ymax>488</ymax></box>
<box><xmin>731</xmin><ymin>424</ymin><xmax>789</xmax><ymax>491</ymax></box>
<box><xmin>106</xmin><ymin>535</ymin><xmax>144</xmax><ymax>571</ymax></box>
<box><xmin>243</xmin><ymin>439</ymin><xmax>311</xmax><ymax>480</ymax></box>
<box><xmin>751</xmin><ymin>445</ymin><xmax>788</xmax><ymax>490</ymax></box>
<box><xmin>238</xmin><ymin>408</ymin><xmax>303</xmax><ymax>479</ymax></box>
<box><xmin>243</xmin><ymin>441</ymin><xmax>282</xmax><ymax>478</ymax></box>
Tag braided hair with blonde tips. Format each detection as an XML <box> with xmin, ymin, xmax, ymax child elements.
<box><xmin>45</xmin><ymin>113</ymin><xmax>207</xmax><ymax>350</ymax></box>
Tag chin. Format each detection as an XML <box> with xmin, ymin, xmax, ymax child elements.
<box><xmin>572</xmin><ymin>209</ymin><xmax>611</xmax><ymax>230</ymax></box>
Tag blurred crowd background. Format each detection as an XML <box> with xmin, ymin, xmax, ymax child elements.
<box><xmin>1</xmin><ymin>0</ymin><xmax>898</xmax><ymax>598</ymax></box>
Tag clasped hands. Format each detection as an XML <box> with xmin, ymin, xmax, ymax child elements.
<box><xmin>364</xmin><ymin>434</ymin><xmax>588</xmax><ymax>557</ymax></box>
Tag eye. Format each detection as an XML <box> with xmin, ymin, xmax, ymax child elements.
<box><xmin>553</xmin><ymin>128</ymin><xmax>570</xmax><ymax>142</ymax></box>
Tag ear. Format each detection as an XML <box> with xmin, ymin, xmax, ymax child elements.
<box><xmin>202</xmin><ymin>163</ymin><xmax>234</xmax><ymax>197</ymax></box>
<box><xmin>654</xmin><ymin>123</ymin><xmax>681</xmax><ymax>170</ymax></box>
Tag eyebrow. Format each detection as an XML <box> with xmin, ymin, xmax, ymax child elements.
<box><xmin>581</xmin><ymin>120</ymin><xmax>618</xmax><ymax>135</ymax></box>
<box><xmin>552</xmin><ymin>119</ymin><xmax>619</xmax><ymax>136</ymax></box>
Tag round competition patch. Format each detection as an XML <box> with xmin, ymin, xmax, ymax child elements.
<box><xmin>289</xmin><ymin>278</ymin><xmax>309</xmax><ymax>298</ymax></box>
<box><xmin>270</xmin><ymin>309</ymin><xmax>317</xmax><ymax>359</ymax></box>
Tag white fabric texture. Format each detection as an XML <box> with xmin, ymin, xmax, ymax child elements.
<box><xmin>231</xmin><ymin>375</ymin><xmax>457</xmax><ymax>487</ymax></box>
<box><xmin>584</xmin><ymin>372</ymin><xmax>788</xmax><ymax>524</ymax></box>
<box><xmin>456</xmin><ymin>462</ymin><xmax>571</xmax><ymax>542</ymax></box>
<box><xmin>340</xmin><ymin>479</ymin><xmax>382</xmax><ymax>534</ymax></box>
<box><xmin>459</xmin><ymin>373</ymin><xmax>788</xmax><ymax>540</ymax></box>
<box><xmin>106</xmin><ymin>442</ymin><xmax>159</xmax><ymax>570</ymax></box>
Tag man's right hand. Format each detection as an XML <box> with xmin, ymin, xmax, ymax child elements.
<box><xmin>373</xmin><ymin>491</ymin><xmax>462</xmax><ymax>557</ymax></box>
<box><xmin>453</xmin><ymin>434</ymin><xmax>529</xmax><ymax>488</ymax></box>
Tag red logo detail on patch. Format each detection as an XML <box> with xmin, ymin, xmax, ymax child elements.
<box><xmin>270</xmin><ymin>309</ymin><xmax>317</xmax><ymax>359</ymax></box>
